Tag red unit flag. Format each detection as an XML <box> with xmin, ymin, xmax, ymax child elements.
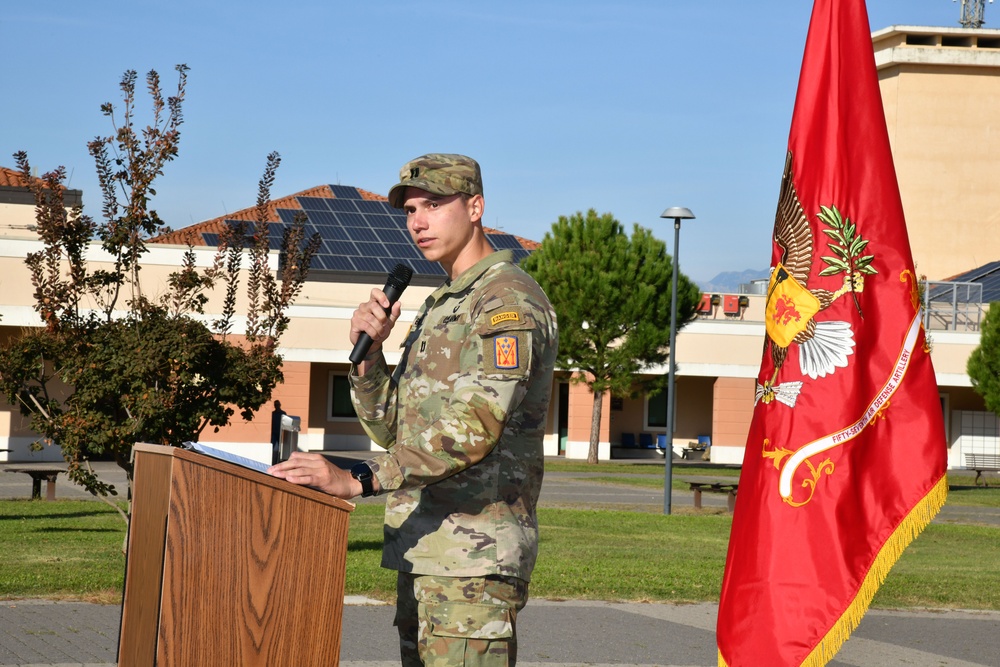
<box><xmin>716</xmin><ymin>0</ymin><xmax>949</xmax><ymax>665</ymax></box>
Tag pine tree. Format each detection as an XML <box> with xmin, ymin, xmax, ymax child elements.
<box><xmin>522</xmin><ymin>209</ymin><xmax>701</xmax><ymax>463</ymax></box>
<box><xmin>968</xmin><ymin>302</ymin><xmax>1000</xmax><ymax>416</ymax></box>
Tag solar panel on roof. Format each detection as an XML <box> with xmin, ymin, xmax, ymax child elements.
<box><xmin>354</xmin><ymin>241</ymin><xmax>389</xmax><ymax>258</ymax></box>
<box><xmin>321</xmin><ymin>225</ymin><xmax>351</xmax><ymax>241</ymax></box>
<box><xmin>486</xmin><ymin>234</ymin><xmax>524</xmax><ymax>250</ymax></box>
<box><xmin>336</xmin><ymin>212</ymin><xmax>368</xmax><ymax>227</ymax></box>
<box><xmin>365</xmin><ymin>214</ymin><xmax>404</xmax><ymax>229</ymax></box>
<box><xmin>356</xmin><ymin>200</ymin><xmax>394</xmax><ymax>214</ymax></box>
<box><xmin>196</xmin><ymin>192</ymin><xmax>534</xmax><ymax>281</ymax></box>
<box><xmin>307</xmin><ymin>210</ymin><xmax>337</xmax><ymax>225</ymax></box>
<box><xmin>374</xmin><ymin>228</ymin><xmax>410</xmax><ymax>244</ymax></box>
<box><xmin>510</xmin><ymin>249</ymin><xmax>532</xmax><ymax>264</ymax></box>
<box><xmin>298</xmin><ymin>197</ymin><xmax>331</xmax><ymax>211</ymax></box>
<box><xmin>342</xmin><ymin>226</ymin><xmax>379</xmax><ymax>243</ymax></box>
<box><xmin>937</xmin><ymin>261</ymin><xmax>1000</xmax><ymax>303</ymax></box>
<box><xmin>410</xmin><ymin>259</ymin><xmax>447</xmax><ymax>276</ymax></box>
<box><xmin>951</xmin><ymin>261</ymin><xmax>1000</xmax><ymax>283</ymax></box>
<box><xmin>324</xmin><ymin>239</ymin><xmax>359</xmax><ymax>255</ymax></box>
<box><xmin>353</xmin><ymin>256</ymin><xmax>391</xmax><ymax>274</ymax></box>
<box><xmin>328</xmin><ymin>185</ymin><xmax>363</xmax><ymax>200</ymax></box>
<box><xmin>385</xmin><ymin>243</ymin><xmax>424</xmax><ymax>260</ymax></box>
<box><xmin>323</xmin><ymin>255</ymin><xmax>357</xmax><ymax>272</ymax></box>
<box><xmin>327</xmin><ymin>198</ymin><xmax>360</xmax><ymax>213</ymax></box>
<box><xmin>383</xmin><ymin>243</ymin><xmax>424</xmax><ymax>261</ymax></box>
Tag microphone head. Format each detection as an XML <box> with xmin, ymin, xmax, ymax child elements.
<box><xmin>386</xmin><ymin>263</ymin><xmax>413</xmax><ymax>291</ymax></box>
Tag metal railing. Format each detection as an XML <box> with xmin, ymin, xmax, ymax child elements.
<box><xmin>923</xmin><ymin>280</ymin><xmax>983</xmax><ymax>332</ymax></box>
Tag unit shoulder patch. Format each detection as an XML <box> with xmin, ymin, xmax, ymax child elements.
<box><xmin>494</xmin><ymin>334</ymin><xmax>520</xmax><ymax>369</ymax></box>
<box><xmin>484</xmin><ymin>331</ymin><xmax>531</xmax><ymax>378</ymax></box>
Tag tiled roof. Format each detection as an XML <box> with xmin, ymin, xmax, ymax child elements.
<box><xmin>151</xmin><ymin>183</ymin><xmax>539</xmax><ymax>251</ymax></box>
<box><xmin>152</xmin><ymin>184</ymin><xmax>339</xmax><ymax>246</ymax></box>
<box><xmin>0</xmin><ymin>166</ymin><xmax>33</xmax><ymax>188</ymax></box>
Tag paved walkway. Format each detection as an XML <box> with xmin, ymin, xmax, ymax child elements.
<box><xmin>3</xmin><ymin>457</ymin><xmax>1000</xmax><ymax>665</ymax></box>
<box><xmin>1</xmin><ymin>597</ymin><xmax>999</xmax><ymax>666</ymax></box>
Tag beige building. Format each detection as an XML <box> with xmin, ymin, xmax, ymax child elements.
<box><xmin>1</xmin><ymin>25</ymin><xmax>998</xmax><ymax>470</ymax></box>
<box><xmin>875</xmin><ymin>25</ymin><xmax>1000</xmax><ymax>281</ymax></box>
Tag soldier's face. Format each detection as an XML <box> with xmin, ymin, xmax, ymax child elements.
<box><xmin>402</xmin><ymin>187</ymin><xmax>482</xmax><ymax>271</ymax></box>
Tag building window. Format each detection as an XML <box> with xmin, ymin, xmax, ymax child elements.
<box><xmin>328</xmin><ymin>373</ymin><xmax>357</xmax><ymax>421</ymax></box>
<box><xmin>646</xmin><ymin>392</ymin><xmax>667</xmax><ymax>429</ymax></box>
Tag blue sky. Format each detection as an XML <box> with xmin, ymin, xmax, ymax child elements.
<box><xmin>1</xmin><ymin>1</ymin><xmax>969</xmax><ymax>285</ymax></box>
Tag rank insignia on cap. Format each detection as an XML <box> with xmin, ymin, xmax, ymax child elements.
<box><xmin>494</xmin><ymin>335</ymin><xmax>519</xmax><ymax>369</ymax></box>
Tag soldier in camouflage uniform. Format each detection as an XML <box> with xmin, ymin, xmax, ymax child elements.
<box><xmin>270</xmin><ymin>154</ymin><xmax>558</xmax><ymax>666</ymax></box>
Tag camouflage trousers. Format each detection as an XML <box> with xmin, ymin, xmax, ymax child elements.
<box><xmin>395</xmin><ymin>572</ymin><xmax>529</xmax><ymax>667</ymax></box>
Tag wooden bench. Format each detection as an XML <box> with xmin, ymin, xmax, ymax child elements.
<box><xmin>688</xmin><ymin>482</ymin><xmax>738</xmax><ymax>512</ymax></box>
<box><xmin>4</xmin><ymin>467</ymin><xmax>66</xmax><ymax>500</ymax></box>
<box><xmin>965</xmin><ymin>453</ymin><xmax>1000</xmax><ymax>486</ymax></box>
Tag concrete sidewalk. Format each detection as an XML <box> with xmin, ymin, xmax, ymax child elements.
<box><xmin>1</xmin><ymin>597</ymin><xmax>999</xmax><ymax>666</ymax></box>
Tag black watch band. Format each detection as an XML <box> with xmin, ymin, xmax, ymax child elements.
<box><xmin>350</xmin><ymin>462</ymin><xmax>377</xmax><ymax>497</ymax></box>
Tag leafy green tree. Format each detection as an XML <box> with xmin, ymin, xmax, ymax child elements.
<box><xmin>522</xmin><ymin>209</ymin><xmax>701</xmax><ymax>463</ymax></box>
<box><xmin>968</xmin><ymin>302</ymin><xmax>1000</xmax><ymax>416</ymax></box>
<box><xmin>0</xmin><ymin>66</ymin><xmax>319</xmax><ymax>525</ymax></box>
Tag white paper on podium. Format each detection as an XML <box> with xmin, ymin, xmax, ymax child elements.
<box><xmin>183</xmin><ymin>442</ymin><xmax>271</xmax><ymax>474</ymax></box>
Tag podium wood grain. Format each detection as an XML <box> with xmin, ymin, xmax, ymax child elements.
<box><xmin>119</xmin><ymin>444</ymin><xmax>354</xmax><ymax>666</ymax></box>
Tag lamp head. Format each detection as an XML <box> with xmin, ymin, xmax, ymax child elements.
<box><xmin>660</xmin><ymin>207</ymin><xmax>695</xmax><ymax>220</ymax></box>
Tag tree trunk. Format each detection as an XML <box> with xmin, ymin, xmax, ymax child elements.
<box><xmin>588</xmin><ymin>388</ymin><xmax>604</xmax><ymax>464</ymax></box>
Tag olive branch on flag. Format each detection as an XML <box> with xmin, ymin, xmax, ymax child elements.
<box><xmin>817</xmin><ymin>205</ymin><xmax>876</xmax><ymax>316</ymax></box>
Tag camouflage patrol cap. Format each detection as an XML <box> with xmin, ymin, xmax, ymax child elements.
<box><xmin>387</xmin><ymin>153</ymin><xmax>483</xmax><ymax>209</ymax></box>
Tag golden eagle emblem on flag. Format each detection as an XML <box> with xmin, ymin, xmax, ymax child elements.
<box><xmin>756</xmin><ymin>152</ymin><xmax>878</xmax><ymax>408</ymax></box>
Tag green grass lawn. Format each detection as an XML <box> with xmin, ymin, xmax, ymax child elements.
<box><xmin>2</xmin><ymin>477</ymin><xmax>999</xmax><ymax>609</ymax></box>
<box><xmin>941</xmin><ymin>479</ymin><xmax>1000</xmax><ymax>507</ymax></box>
<box><xmin>0</xmin><ymin>499</ymin><xmax>126</xmax><ymax>603</ymax></box>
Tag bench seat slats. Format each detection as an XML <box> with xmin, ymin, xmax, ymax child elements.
<box><xmin>964</xmin><ymin>453</ymin><xmax>1000</xmax><ymax>486</ymax></box>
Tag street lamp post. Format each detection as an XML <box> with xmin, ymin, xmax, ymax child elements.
<box><xmin>660</xmin><ymin>206</ymin><xmax>695</xmax><ymax>515</ymax></box>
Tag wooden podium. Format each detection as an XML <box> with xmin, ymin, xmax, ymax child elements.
<box><xmin>118</xmin><ymin>444</ymin><xmax>354</xmax><ymax>666</ymax></box>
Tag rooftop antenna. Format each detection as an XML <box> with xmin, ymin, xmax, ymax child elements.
<box><xmin>955</xmin><ymin>0</ymin><xmax>992</xmax><ymax>28</ymax></box>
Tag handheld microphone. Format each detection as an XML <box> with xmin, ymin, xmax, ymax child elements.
<box><xmin>349</xmin><ymin>263</ymin><xmax>414</xmax><ymax>365</ymax></box>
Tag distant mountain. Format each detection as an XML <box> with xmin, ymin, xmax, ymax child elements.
<box><xmin>698</xmin><ymin>268</ymin><xmax>770</xmax><ymax>294</ymax></box>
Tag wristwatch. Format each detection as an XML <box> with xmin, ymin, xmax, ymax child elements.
<box><xmin>350</xmin><ymin>462</ymin><xmax>377</xmax><ymax>497</ymax></box>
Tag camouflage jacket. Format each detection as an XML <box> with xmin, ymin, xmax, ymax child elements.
<box><xmin>350</xmin><ymin>250</ymin><xmax>558</xmax><ymax>581</ymax></box>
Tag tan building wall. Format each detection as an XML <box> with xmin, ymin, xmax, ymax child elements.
<box><xmin>874</xmin><ymin>25</ymin><xmax>1000</xmax><ymax>280</ymax></box>
<box><xmin>674</xmin><ymin>376</ymin><xmax>715</xmax><ymax>446</ymax></box>
<box><xmin>711</xmin><ymin>378</ymin><xmax>756</xmax><ymax>450</ymax></box>
<box><xmin>0</xmin><ymin>203</ymin><xmax>38</xmax><ymax>239</ymax></box>
<box><xmin>563</xmin><ymin>378</ymin><xmax>611</xmax><ymax>459</ymax></box>
<box><xmin>201</xmin><ymin>360</ymin><xmax>314</xmax><ymax>455</ymax></box>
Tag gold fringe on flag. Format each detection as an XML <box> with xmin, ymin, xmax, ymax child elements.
<box><xmin>718</xmin><ymin>473</ymin><xmax>948</xmax><ymax>667</ymax></box>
